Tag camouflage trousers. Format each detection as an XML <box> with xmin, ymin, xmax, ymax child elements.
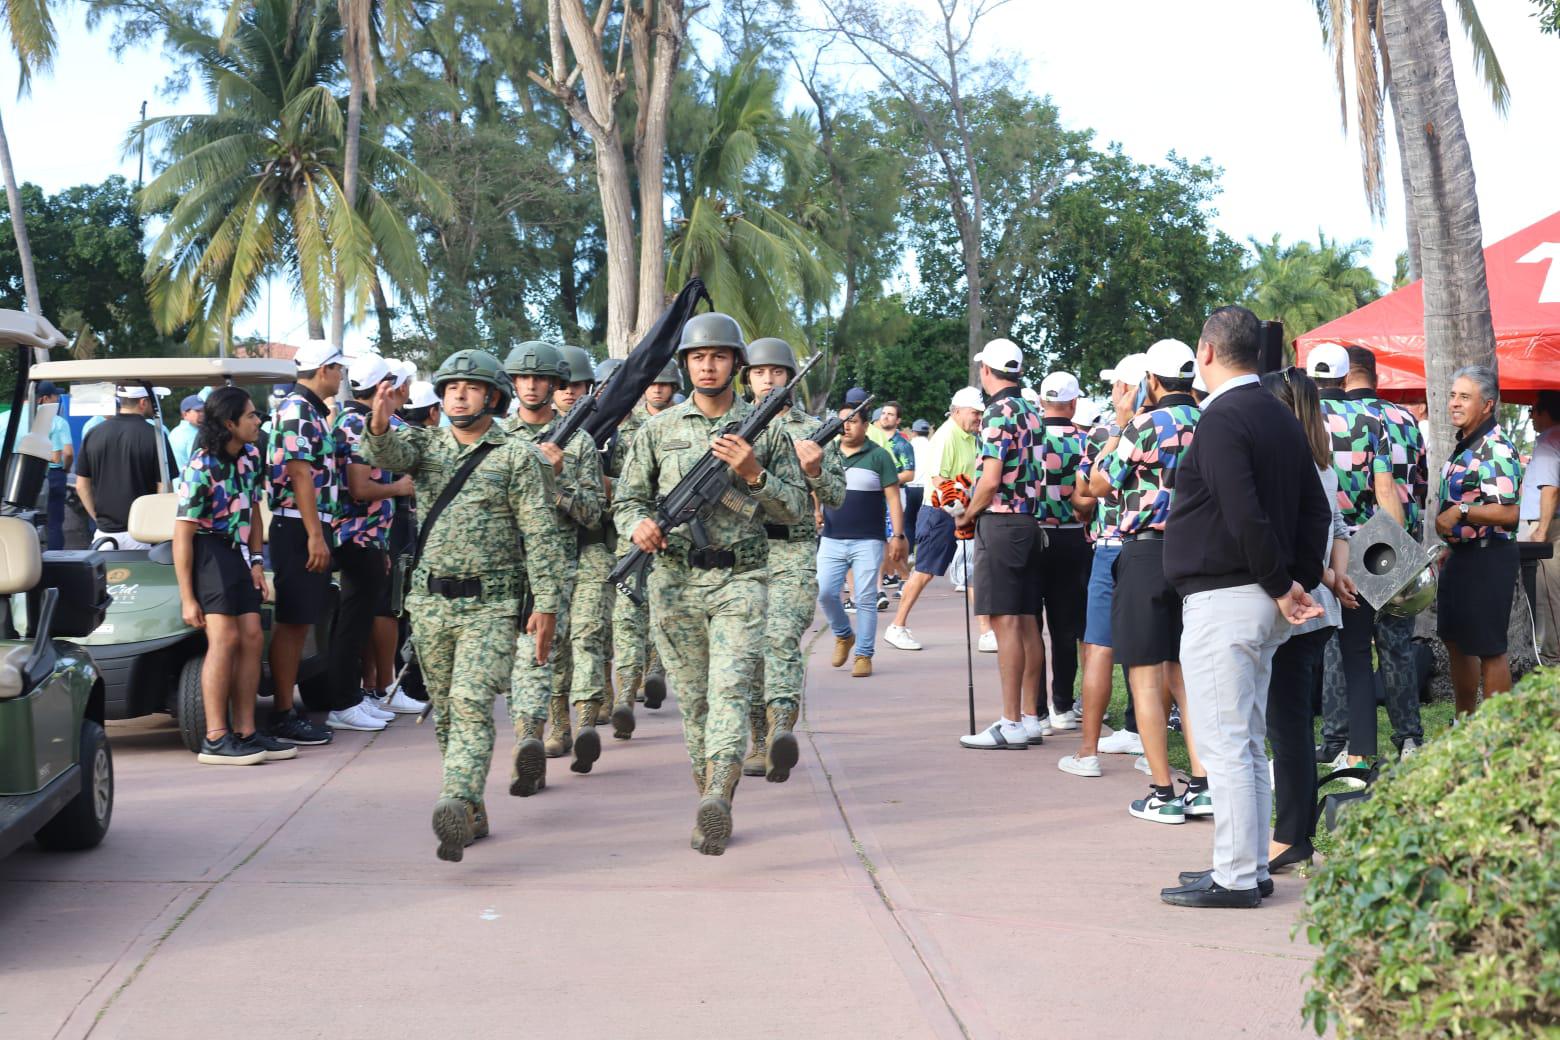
<box><xmin>1320</xmin><ymin>612</ymin><xmax>1423</xmax><ymax>752</ymax></box>
<box><xmin>612</xmin><ymin>578</ymin><xmax>662</xmax><ymax>696</ymax></box>
<box><xmin>415</xmin><ymin>611</ymin><xmax>518</xmax><ymax>807</ymax></box>
<box><xmin>569</xmin><ymin>543</ymin><xmax>614</xmax><ymax>705</ymax></box>
<box><xmin>510</xmin><ymin>602</ymin><xmax>569</xmax><ymax>725</ymax></box>
<box><xmin>761</xmin><ymin>538</ymin><xmax>818</xmax><ymax>709</ymax></box>
<box><xmin>649</xmin><ymin>567</ymin><xmax>767</xmax><ymax>771</ymax></box>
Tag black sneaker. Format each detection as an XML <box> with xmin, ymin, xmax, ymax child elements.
<box><xmin>268</xmin><ymin>707</ymin><xmax>333</xmax><ymax>746</ymax></box>
<box><xmin>1168</xmin><ymin>705</ymin><xmax>1183</xmax><ymax>733</ymax></box>
<box><xmin>197</xmin><ymin>733</ymin><xmax>267</xmax><ymax>766</ymax></box>
<box><xmin>238</xmin><ymin>731</ymin><xmax>298</xmax><ymax>761</ymax></box>
<box><xmin>1314</xmin><ymin>740</ymin><xmax>1345</xmax><ymax>764</ymax></box>
<box><xmin>875</xmin><ymin>592</ymin><xmax>889</xmax><ymax>611</ymax></box>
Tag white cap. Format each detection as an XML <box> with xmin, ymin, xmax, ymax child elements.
<box><xmin>949</xmin><ymin>386</ymin><xmax>985</xmax><ymax>411</ymax></box>
<box><xmin>1073</xmin><ymin>398</ymin><xmax>1102</xmax><ymax>428</ymax></box>
<box><xmin>116</xmin><ymin>386</ymin><xmax>151</xmax><ymax>399</ymax></box>
<box><xmin>1145</xmin><ymin>338</ymin><xmax>1196</xmax><ymax>380</ymax></box>
<box><xmin>1020</xmin><ymin>386</ymin><xmax>1040</xmax><ymax>406</ymax></box>
<box><xmin>387</xmin><ymin>359</ymin><xmax>416</xmax><ymax>389</ymax></box>
<box><xmin>1101</xmin><ymin>353</ymin><xmax>1149</xmax><ymax>388</ymax></box>
<box><xmin>1306</xmin><ymin>342</ymin><xmax>1350</xmax><ymax>379</ymax></box>
<box><xmin>1193</xmin><ymin>367</ymin><xmax>1208</xmax><ymax>394</ymax></box>
<box><xmin>295</xmin><ymin>338</ymin><xmax>346</xmax><ymax>371</ymax></box>
<box><xmin>1039</xmin><ymin>371</ymin><xmax>1081</xmax><ymax>402</ymax></box>
<box><xmin>348</xmin><ymin>353</ymin><xmax>392</xmax><ymax>392</ymax></box>
<box><xmin>973</xmin><ymin>338</ymin><xmax>1024</xmax><ymax>375</ymax></box>
<box><xmin>407</xmin><ymin>380</ymin><xmax>439</xmax><ymax>410</ymax></box>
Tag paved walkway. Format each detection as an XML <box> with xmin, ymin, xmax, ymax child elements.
<box><xmin>1</xmin><ymin>584</ymin><xmax>1316</xmax><ymax>1039</ymax></box>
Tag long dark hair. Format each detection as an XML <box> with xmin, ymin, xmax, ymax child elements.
<box><xmin>196</xmin><ymin>386</ymin><xmax>255</xmax><ymax>457</ymax></box>
<box><xmin>1261</xmin><ymin>367</ymin><xmax>1330</xmax><ymax>469</ymax></box>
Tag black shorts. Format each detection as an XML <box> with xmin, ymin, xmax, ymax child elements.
<box><xmin>1110</xmin><ymin>536</ymin><xmax>1181</xmax><ymax>667</ymax></box>
<box><xmin>1437</xmin><ymin>538</ymin><xmax>1519</xmax><ymax>657</ymax></box>
<box><xmin>269</xmin><ymin>514</ymin><xmax>333</xmax><ymax>625</ymax></box>
<box><xmin>913</xmin><ymin>507</ymin><xmax>958</xmax><ymax>577</ymax></box>
<box><xmin>194</xmin><ymin>534</ymin><xmax>261</xmax><ymax>617</ymax></box>
<box><xmin>973</xmin><ymin>512</ymin><xmax>1045</xmax><ymax>616</ymax></box>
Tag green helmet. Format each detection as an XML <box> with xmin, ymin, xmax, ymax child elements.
<box><xmin>504</xmin><ymin>340</ymin><xmax>565</xmax><ymax>380</ymax></box>
<box><xmin>432</xmin><ymin>349</ymin><xmax>506</xmax><ymax>426</ymax></box>
<box><xmin>745</xmin><ymin>337</ymin><xmax>798</xmax><ymax>376</ymax></box>
<box><xmin>558</xmin><ymin>344</ymin><xmax>596</xmax><ymax>385</ymax></box>
<box><xmin>651</xmin><ymin>359</ymin><xmax>683</xmax><ymax>391</ymax></box>
<box><xmin>595</xmin><ymin>357</ymin><xmax>624</xmax><ymax>384</ymax></box>
<box><xmin>676</xmin><ymin>312</ymin><xmax>747</xmax><ymax>365</ymax></box>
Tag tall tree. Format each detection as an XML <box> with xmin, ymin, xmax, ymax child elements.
<box><xmin>0</xmin><ymin>0</ymin><xmax>60</xmax><ymax>319</ymax></box>
<box><xmin>1240</xmin><ymin>233</ymin><xmax>1381</xmax><ymax>347</ymax></box>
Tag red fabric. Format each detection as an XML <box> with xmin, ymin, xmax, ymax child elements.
<box><xmin>1295</xmin><ymin>210</ymin><xmax>1560</xmax><ymax>404</ymax></box>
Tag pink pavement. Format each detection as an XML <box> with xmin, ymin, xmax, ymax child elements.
<box><xmin>0</xmin><ymin>584</ymin><xmax>1316</xmax><ymax>1039</ymax></box>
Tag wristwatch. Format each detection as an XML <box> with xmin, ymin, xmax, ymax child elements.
<box><xmin>1458</xmin><ymin>502</ymin><xmax>1470</xmax><ymax>519</ymax></box>
<box><xmin>746</xmin><ymin>471</ymin><xmax>769</xmax><ymax>493</ymax></box>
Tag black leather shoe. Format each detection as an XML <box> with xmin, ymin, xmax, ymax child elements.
<box><xmin>1315</xmin><ymin>741</ymin><xmax>1344</xmax><ymax>764</ymax></box>
<box><xmin>1161</xmin><ymin>873</ymin><xmax>1262</xmax><ymax>907</ymax></box>
<box><xmin>1269</xmin><ymin>842</ymin><xmax>1314</xmax><ymax>874</ymax></box>
<box><xmin>1177</xmin><ymin>868</ymin><xmax>1273</xmax><ymax>897</ymax></box>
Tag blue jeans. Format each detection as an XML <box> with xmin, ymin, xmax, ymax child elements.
<box><xmin>817</xmin><ymin>538</ymin><xmax>885</xmax><ymax>658</ymax></box>
<box><xmin>46</xmin><ymin>467</ymin><xmax>66</xmax><ymax>551</ymax></box>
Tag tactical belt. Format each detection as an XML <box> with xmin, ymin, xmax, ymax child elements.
<box><xmin>764</xmin><ymin>522</ymin><xmax>818</xmax><ymax>543</ymax></box>
<box><xmin>578</xmin><ymin>527</ymin><xmax>607</xmax><ymax>548</ymax></box>
<box><xmin>672</xmin><ymin>535</ymin><xmax>768</xmax><ymax>573</ymax></box>
<box><xmin>428</xmin><ymin>575</ymin><xmax>483</xmax><ymax>598</ymax></box>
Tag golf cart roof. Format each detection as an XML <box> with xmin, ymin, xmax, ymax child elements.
<box><xmin>0</xmin><ymin>310</ymin><xmax>68</xmax><ymax>351</ymax></box>
<box><xmin>28</xmin><ymin>357</ymin><xmax>297</xmax><ymax>387</ymax></box>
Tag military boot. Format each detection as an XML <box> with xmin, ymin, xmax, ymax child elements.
<box><xmin>571</xmin><ymin>701</ymin><xmax>602</xmax><ymax>774</ymax></box>
<box><xmin>766</xmin><ymin>701</ymin><xmax>801</xmax><ymax>784</ymax></box>
<box><xmin>510</xmin><ymin>716</ymin><xmax>547</xmax><ymax>797</ymax></box>
<box><xmin>692</xmin><ymin>757</ymin><xmax>741</xmax><ymax>856</ymax></box>
<box><xmin>471</xmin><ymin>802</ymin><xmax>490</xmax><ymax>842</ymax></box>
<box><xmin>643</xmin><ymin>668</ymin><xmax>667</xmax><ymax>710</ymax></box>
<box><xmin>432</xmin><ymin>797</ymin><xmax>474</xmax><ymax>863</ymax></box>
<box><xmin>543</xmin><ymin>693</ymin><xmax>572</xmax><ymax>758</ymax></box>
<box><xmin>742</xmin><ymin>697</ymin><xmax>769</xmax><ymax>777</ymax></box>
<box><xmin>608</xmin><ymin>670</ymin><xmax>635</xmax><ymax>739</ymax></box>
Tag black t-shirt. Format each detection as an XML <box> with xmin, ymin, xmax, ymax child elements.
<box><xmin>77</xmin><ymin>414</ymin><xmax>177</xmax><ymax>533</ymax></box>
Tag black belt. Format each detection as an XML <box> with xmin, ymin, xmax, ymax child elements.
<box><xmin>764</xmin><ymin>522</ymin><xmax>817</xmax><ymax>542</ymax></box>
<box><xmin>427</xmin><ymin>575</ymin><xmax>482</xmax><ymax>598</ymax></box>
<box><xmin>1123</xmin><ymin>529</ymin><xmax>1164</xmax><ymax>542</ymax></box>
<box><xmin>578</xmin><ymin>527</ymin><xmax>606</xmax><ymax>547</ymax></box>
<box><xmin>671</xmin><ymin>535</ymin><xmax>768</xmax><ymax>573</ymax></box>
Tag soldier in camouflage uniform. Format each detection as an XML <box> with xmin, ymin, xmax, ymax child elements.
<box><xmin>741</xmin><ymin>338</ymin><xmax>845</xmax><ymax>782</ymax></box>
<box><xmin>364</xmin><ymin>350</ymin><xmax>566</xmax><ymax>863</ymax></box>
<box><xmin>609</xmin><ymin>359</ymin><xmax>681</xmax><ymax>722</ymax></box>
<box><xmin>503</xmin><ymin>341</ymin><xmax>605</xmax><ymax>789</ymax></box>
<box><xmin>615</xmin><ymin>313</ymin><xmax>813</xmax><ymax>855</ymax></box>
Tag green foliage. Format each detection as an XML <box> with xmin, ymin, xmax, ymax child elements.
<box><xmin>1302</xmin><ymin>669</ymin><xmax>1560</xmax><ymax>1039</ymax></box>
<box><xmin>834</xmin><ymin>297</ymin><xmax>967</xmax><ymax>424</ymax></box>
<box><xmin>1536</xmin><ymin>0</ymin><xmax>1560</xmax><ymax>34</ymax></box>
<box><xmin>1240</xmin><ymin>233</ymin><xmax>1382</xmax><ymax>351</ymax></box>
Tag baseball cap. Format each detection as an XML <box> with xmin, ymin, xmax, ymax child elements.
<box><xmin>1306</xmin><ymin>342</ymin><xmax>1350</xmax><ymax>379</ymax></box>
<box><xmin>1100</xmin><ymin>353</ymin><xmax>1149</xmax><ymax>388</ymax></box>
<box><xmin>294</xmin><ymin>338</ymin><xmax>345</xmax><ymax>371</ymax></box>
<box><xmin>1073</xmin><ymin>398</ymin><xmax>1102</xmax><ymax>428</ymax></box>
<box><xmin>1145</xmin><ymin>339</ymin><xmax>1196</xmax><ymax>380</ymax></box>
<box><xmin>949</xmin><ymin>386</ymin><xmax>984</xmax><ymax>411</ymax></box>
<box><xmin>1039</xmin><ymin>371</ymin><xmax>1081</xmax><ymax>403</ymax></box>
<box><xmin>179</xmin><ymin>394</ymin><xmax>205</xmax><ymax>412</ymax></box>
<box><xmin>348</xmin><ymin>353</ymin><xmax>392</xmax><ymax>392</ymax></box>
<box><xmin>35</xmin><ymin>380</ymin><xmax>60</xmax><ymax>397</ymax></box>
<box><xmin>271</xmin><ymin>383</ymin><xmax>293</xmax><ymax>400</ymax></box>
<box><xmin>1193</xmin><ymin>368</ymin><xmax>1208</xmax><ymax>395</ymax></box>
<box><xmin>407</xmin><ymin>380</ymin><xmax>439</xmax><ymax>410</ymax></box>
<box><xmin>871</xmin><ymin>406</ymin><xmax>884</xmax><ymax>422</ymax></box>
<box><xmin>973</xmin><ymin>338</ymin><xmax>1023</xmax><ymax>375</ymax></box>
<box><xmin>388</xmin><ymin>358</ymin><xmax>416</xmax><ymax>389</ymax></box>
<box><xmin>843</xmin><ymin>387</ymin><xmax>870</xmax><ymax>406</ymax></box>
<box><xmin>1020</xmin><ymin>386</ymin><xmax>1040</xmax><ymax>406</ymax></box>
<box><xmin>116</xmin><ymin>386</ymin><xmax>151</xmax><ymax>399</ymax></box>
<box><xmin>911</xmin><ymin>419</ymin><xmax>932</xmax><ymax>434</ymax></box>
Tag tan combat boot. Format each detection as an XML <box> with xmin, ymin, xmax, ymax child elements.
<box><xmin>766</xmin><ymin>701</ymin><xmax>801</xmax><ymax>784</ymax></box>
<box><xmin>692</xmin><ymin>757</ymin><xmax>741</xmax><ymax>856</ymax></box>
<box><xmin>742</xmin><ymin>697</ymin><xmax>769</xmax><ymax>777</ymax></box>
<box><xmin>608</xmin><ymin>670</ymin><xmax>635</xmax><ymax>740</ymax></box>
<box><xmin>543</xmin><ymin>693</ymin><xmax>572</xmax><ymax>758</ymax></box>
<box><xmin>643</xmin><ymin>668</ymin><xmax>667</xmax><ymax>709</ymax></box>
<box><xmin>571</xmin><ymin>701</ymin><xmax>602</xmax><ymax>774</ymax></box>
<box><xmin>511</xmin><ymin>716</ymin><xmax>547</xmax><ymax>797</ymax></box>
<box><xmin>471</xmin><ymin>802</ymin><xmax>490</xmax><ymax>841</ymax></box>
<box><xmin>432</xmin><ymin>797</ymin><xmax>474</xmax><ymax>863</ymax></box>
<box><xmin>832</xmin><ymin>635</ymin><xmax>854</xmax><ymax>668</ymax></box>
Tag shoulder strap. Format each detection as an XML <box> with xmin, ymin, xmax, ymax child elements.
<box><xmin>413</xmin><ymin>442</ymin><xmax>498</xmax><ymax>568</ymax></box>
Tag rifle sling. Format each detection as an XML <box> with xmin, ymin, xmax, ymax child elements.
<box><xmin>413</xmin><ymin>442</ymin><xmax>498</xmax><ymax>569</ymax></box>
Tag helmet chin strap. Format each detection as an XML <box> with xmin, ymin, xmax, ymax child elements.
<box><xmin>446</xmin><ymin>388</ymin><xmax>498</xmax><ymax>427</ymax></box>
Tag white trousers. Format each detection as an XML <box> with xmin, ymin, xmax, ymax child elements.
<box><xmin>1180</xmin><ymin>584</ymin><xmax>1289</xmax><ymax>891</ymax></box>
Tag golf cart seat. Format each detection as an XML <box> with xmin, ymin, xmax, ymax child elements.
<box><xmin>0</xmin><ymin>517</ymin><xmax>41</xmax><ymax>648</ymax></box>
<box><xmin>128</xmin><ymin>494</ymin><xmax>178</xmax><ymax>564</ymax></box>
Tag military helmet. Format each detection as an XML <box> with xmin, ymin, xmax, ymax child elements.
<box><xmin>432</xmin><ymin>349</ymin><xmax>507</xmax><ymax>394</ymax></box>
<box><xmin>651</xmin><ymin>358</ymin><xmax>683</xmax><ymax>391</ymax></box>
<box><xmin>745</xmin><ymin>337</ymin><xmax>799</xmax><ymax>376</ymax></box>
<box><xmin>503</xmin><ymin>340</ymin><xmax>566</xmax><ymax>380</ymax></box>
<box><xmin>676</xmin><ymin>312</ymin><xmax>747</xmax><ymax>365</ymax></box>
<box><xmin>558</xmin><ymin>344</ymin><xmax>597</xmax><ymax>385</ymax></box>
<box><xmin>595</xmin><ymin>357</ymin><xmax>624</xmax><ymax>384</ymax></box>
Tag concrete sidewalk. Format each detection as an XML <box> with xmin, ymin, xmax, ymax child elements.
<box><xmin>0</xmin><ymin>583</ymin><xmax>1316</xmax><ymax>1039</ymax></box>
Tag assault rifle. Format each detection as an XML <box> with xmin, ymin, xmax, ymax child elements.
<box><xmin>539</xmin><ymin>362</ymin><xmax>622</xmax><ymax>449</ymax></box>
<box><xmin>807</xmin><ymin>393</ymin><xmax>873</xmax><ymax>446</ymax></box>
<box><xmin>609</xmin><ymin>353</ymin><xmax>820</xmax><ymax>606</ymax></box>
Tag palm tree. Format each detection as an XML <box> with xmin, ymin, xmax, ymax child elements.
<box><xmin>667</xmin><ymin>57</ymin><xmax>840</xmax><ymax>346</ymax></box>
<box><xmin>1</xmin><ymin>0</ymin><xmax>60</xmax><ymax>319</ymax></box>
<box><xmin>1241</xmin><ymin>233</ymin><xmax>1382</xmax><ymax>345</ymax></box>
<box><xmin>139</xmin><ymin>0</ymin><xmax>447</xmax><ymax>351</ymax></box>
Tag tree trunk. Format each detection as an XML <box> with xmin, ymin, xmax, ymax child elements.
<box><xmin>331</xmin><ymin>54</ymin><xmax>366</xmax><ymax>349</ymax></box>
<box><xmin>1383</xmin><ymin>0</ymin><xmax>1498</xmax><ymax>485</ymax></box>
<box><xmin>629</xmin><ymin>0</ymin><xmax>685</xmax><ymax>348</ymax></box>
<box><xmin>559</xmin><ymin>235</ymin><xmax>580</xmax><ymax>340</ymax></box>
<box><xmin>371</xmin><ymin>275</ymin><xmax>394</xmax><ymax>350</ymax></box>
<box><xmin>963</xmin><ymin>227</ymin><xmax>984</xmax><ymax>385</ymax></box>
<box><xmin>593</xmin><ymin>136</ymin><xmax>641</xmax><ymax>357</ymax></box>
<box><xmin>0</xmin><ymin>107</ymin><xmax>43</xmax><ymax>319</ymax></box>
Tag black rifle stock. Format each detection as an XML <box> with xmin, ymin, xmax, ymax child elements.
<box><xmin>806</xmin><ymin>393</ymin><xmax>873</xmax><ymax>446</ymax></box>
<box><xmin>539</xmin><ymin>363</ymin><xmax>621</xmax><ymax>449</ymax></box>
<box><xmin>609</xmin><ymin>353</ymin><xmax>821</xmax><ymax>605</ymax></box>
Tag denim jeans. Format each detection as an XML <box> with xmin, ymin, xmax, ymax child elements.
<box><xmin>816</xmin><ymin>537</ymin><xmax>886</xmax><ymax>658</ymax></box>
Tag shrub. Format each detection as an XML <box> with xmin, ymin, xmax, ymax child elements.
<box><xmin>1302</xmin><ymin>668</ymin><xmax>1560</xmax><ymax>1039</ymax></box>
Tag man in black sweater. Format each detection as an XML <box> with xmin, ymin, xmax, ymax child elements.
<box><xmin>1160</xmin><ymin>306</ymin><xmax>1331</xmax><ymax>909</ymax></box>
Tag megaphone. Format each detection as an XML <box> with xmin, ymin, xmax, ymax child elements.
<box><xmin>1344</xmin><ymin>511</ymin><xmax>1447</xmax><ymax>617</ymax></box>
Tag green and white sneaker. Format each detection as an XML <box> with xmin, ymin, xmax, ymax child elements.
<box><xmin>1129</xmin><ymin>788</ymin><xmax>1185</xmax><ymax>825</ymax></box>
<box><xmin>1181</xmin><ymin>784</ymin><xmax>1213</xmax><ymax>818</ymax></box>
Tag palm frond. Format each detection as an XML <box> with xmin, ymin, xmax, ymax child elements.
<box><xmin>1452</xmin><ymin>0</ymin><xmax>1510</xmax><ymax>115</ymax></box>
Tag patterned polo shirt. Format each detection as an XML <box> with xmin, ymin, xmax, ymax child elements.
<box><xmin>1037</xmin><ymin>416</ymin><xmax>1085</xmax><ymax>527</ymax></box>
<box><xmin>1320</xmin><ymin>389</ymin><xmax>1391</xmax><ymax>532</ymax></box>
<box><xmin>1100</xmin><ymin>393</ymin><xmax>1200</xmax><ymax>536</ymax></box>
<box><xmin>977</xmin><ymin>386</ymin><xmax>1044</xmax><ymax>514</ymax></box>
<box><xmin>1437</xmin><ymin>418</ymin><xmax>1523</xmax><ymax>543</ymax></box>
<box><xmin>1077</xmin><ymin>422</ymin><xmax>1123</xmax><ymax>542</ymax></box>
<box><xmin>267</xmin><ymin>385</ymin><xmax>340</xmax><ymax>519</ymax></box>
<box><xmin>1347</xmin><ymin>389</ymin><xmax>1428</xmax><ymax>539</ymax></box>
<box><xmin>175</xmin><ymin>443</ymin><xmax>264</xmax><ymax>555</ymax></box>
<box><xmin>333</xmin><ymin>402</ymin><xmax>394</xmax><ymax>549</ymax></box>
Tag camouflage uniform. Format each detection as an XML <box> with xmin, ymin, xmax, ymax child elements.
<box><xmin>613</xmin><ymin>394</ymin><xmax>810</xmax><ymax>847</ymax></box>
<box><xmin>364</xmin><ymin>420</ymin><xmax>566</xmax><ymax>857</ymax></box>
<box><xmin>609</xmin><ymin>403</ymin><xmax>665</xmax><ymax>708</ymax></box>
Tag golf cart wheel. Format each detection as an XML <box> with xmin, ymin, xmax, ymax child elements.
<box><xmin>175</xmin><ymin>654</ymin><xmax>206</xmax><ymax>753</ymax></box>
<box><xmin>35</xmin><ymin>721</ymin><xmax>114</xmax><ymax>851</ymax></box>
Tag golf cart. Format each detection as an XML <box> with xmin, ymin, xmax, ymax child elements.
<box><xmin>21</xmin><ymin>357</ymin><xmax>340</xmax><ymax>752</ymax></box>
<box><xmin>0</xmin><ymin>311</ymin><xmax>113</xmax><ymax>859</ymax></box>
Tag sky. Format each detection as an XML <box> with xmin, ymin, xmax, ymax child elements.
<box><xmin>0</xmin><ymin>0</ymin><xmax>1556</xmax><ymax>355</ymax></box>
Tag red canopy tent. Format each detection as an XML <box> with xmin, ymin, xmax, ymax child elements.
<box><xmin>1296</xmin><ymin>210</ymin><xmax>1560</xmax><ymax>404</ymax></box>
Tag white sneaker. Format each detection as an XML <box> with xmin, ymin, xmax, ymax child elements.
<box><xmin>977</xmin><ymin>630</ymin><xmax>998</xmax><ymax>653</ymax></box>
<box><xmin>1098</xmin><ymin>728</ymin><xmax>1144</xmax><ymax>755</ymax></box>
<box><xmin>1057</xmin><ymin>754</ymin><xmax>1102</xmax><ymax>777</ymax></box>
<box><xmin>959</xmin><ymin>720</ymin><xmax>1029</xmax><ymax>750</ymax></box>
<box><xmin>1133</xmin><ymin>755</ymin><xmax>1152</xmax><ymax>775</ymax></box>
<box><xmin>1400</xmin><ymin>738</ymin><xmax>1420</xmax><ymax>760</ymax></box>
<box><xmin>884</xmin><ymin>624</ymin><xmax>923</xmax><ymax>651</ymax></box>
<box><xmin>1048</xmin><ymin>709</ymin><xmax>1079</xmax><ymax>731</ymax></box>
<box><xmin>378</xmin><ymin>688</ymin><xmax>425</xmax><ymax>715</ymax></box>
<box><xmin>1019</xmin><ymin>715</ymin><xmax>1050</xmax><ymax>744</ymax></box>
<box><xmin>359</xmin><ymin>696</ymin><xmax>396</xmax><ymax>722</ymax></box>
<box><xmin>951</xmin><ymin>583</ymin><xmax>966</xmax><ymax>593</ymax></box>
<box><xmin>327</xmin><ymin>703</ymin><xmax>388</xmax><ymax>731</ymax></box>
